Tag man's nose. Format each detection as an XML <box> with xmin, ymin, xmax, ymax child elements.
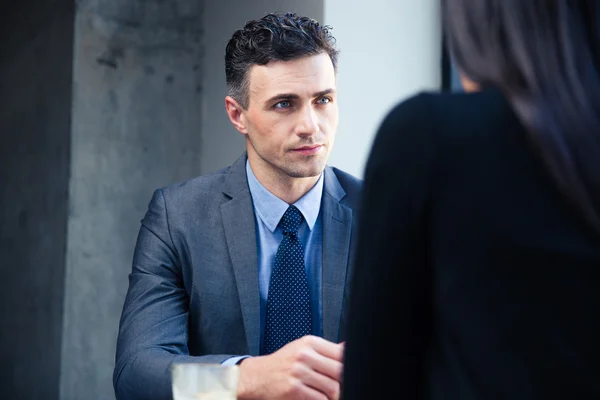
<box><xmin>296</xmin><ymin>106</ymin><xmax>319</xmax><ymax>136</ymax></box>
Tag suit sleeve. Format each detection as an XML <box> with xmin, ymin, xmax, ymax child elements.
<box><xmin>113</xmin><ymin>189</ymin><xmax>239</xmax><ymax>400</ymax></box>
<box><xmin>342</xmin><ymin>93</ymin><xmax>435</xmax><ymax>399</ymax></box>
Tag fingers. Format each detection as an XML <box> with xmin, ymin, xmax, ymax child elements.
<box><xmin>296</xmin><ymin>336</ymin><xmax>344</xmax><ymax>383</ymax></box>
<box><xmin>306</xmin><ymin>352</ymin><xmax>343</xmax><ymax>383</ymax></box>
<box><xmin>295</xmin><ymin>364</ymin><xmax>340</xmax><ymax>400</ymax></box>
<box><xmin>297</xmin><ymin>385</ymin><xmax>329</xmax><ymax>400</ymax></box>
<box><xmin>307</xmin><ymin>336</ymin><xmax>345</xmax><ymax>361</ymax></box>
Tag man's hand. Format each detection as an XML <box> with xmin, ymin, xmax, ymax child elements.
<box><xmin>237</xmin><ymin>335</ymin><xmax>344</xmax><ymax>400</ymax></box>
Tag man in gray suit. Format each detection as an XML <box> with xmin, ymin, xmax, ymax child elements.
<box><xmin>114</xmin><ymin>12</ymin><xmax>362</xmax><ymax>400</ymax></box>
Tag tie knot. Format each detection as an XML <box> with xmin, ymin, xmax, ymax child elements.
<box><xmin>280</xmin><ymin>205</ymin><xmax>303</xmax><ymax>234</ymax></box>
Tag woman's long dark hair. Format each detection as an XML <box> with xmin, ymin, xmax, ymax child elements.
<box><xmin>442</xmin><ymin>0</ymin><xmax>600</xmax><ymax>233</ymax></box>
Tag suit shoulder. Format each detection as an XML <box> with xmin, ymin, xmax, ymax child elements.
<box><xmin>330</xmin><ymin>167</ymin><xmax>363</xmax><ymax>210</ymax></box>
<box><xmin>155</xmin><ymin>165</ymin><xmax>231</xmax><ymax>205</ymax></box>
<box><xmin>331</xmin><ymin>168</ymin><xmax>362</xmax><ymax>192</ymax></box>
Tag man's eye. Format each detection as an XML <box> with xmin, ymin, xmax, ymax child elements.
<box><xmin>317</xmin><ymin>97</ymin><xmax>331</xmax><ymax>104</ymax></box>
<box><xmin>274</xmin><ymin>101</ymin><xmax>291</xmax><ymax>109</ymax></box>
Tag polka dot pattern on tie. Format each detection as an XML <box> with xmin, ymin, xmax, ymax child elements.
<box><xmin>262</xmin><ymin>205</ymin><xmax>312</xmax><ymax>355</ymax></box>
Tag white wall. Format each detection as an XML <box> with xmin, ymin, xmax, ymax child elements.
<box><xmin>201</xmin><ymin>0</ymin><xmax>324</xmax><ymax>174</ymax></box>
<box><xmin>325</xmin><ymin>0</ymin><xmax>441</xmax><ymax>178</ymax></box>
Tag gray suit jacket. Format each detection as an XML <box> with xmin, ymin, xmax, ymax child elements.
<box><xmin>113</xmin><ymin>153</ymin><xmax>362</xmax><ymax>399</ymax></box>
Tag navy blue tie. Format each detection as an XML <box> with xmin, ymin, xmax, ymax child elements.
<box><xmin>262</xmin><ymin>205</ymin><xmax>312</xmax><ymax>355</ymax></box>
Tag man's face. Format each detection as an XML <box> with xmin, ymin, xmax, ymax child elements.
<box><xmin>240</xmin><ymin>52</ymin><xmax>338</xmax><ymax>180</ymax></box>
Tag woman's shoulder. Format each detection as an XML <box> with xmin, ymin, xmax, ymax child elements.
<box><xmin>372</xmin><ymin>91</ymin><xmax>442</xmax><ymax>151</ymax></box>
<box><xmin>379</xmin><ymin>88</ymin><xmax>517</xmax><ymax>145</ymax></box>
<box><xmin>387</xmin><ymin>87</ymin><xmax>507</xmax><ymax>121</ymax></box>
<box><xmin>367</xmin><ymin>88</ymin><xmax>521</xmax><ymax>178</ymax></box>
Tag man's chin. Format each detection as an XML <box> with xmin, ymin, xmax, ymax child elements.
<box><xmin>284</xmin><ymin>164</ymin><xmax>326</xmax><ymax>179</ymax></box>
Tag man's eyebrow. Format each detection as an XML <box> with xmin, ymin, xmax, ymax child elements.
<box><xmin>313</xmin><ymin>88</ymin><xmax>336</xmax><ymax>98</ymax></box>
<box><xmin>265</xmin><ymin>93</ymin><xmax>300</xmax><ymax>104</ymax></box>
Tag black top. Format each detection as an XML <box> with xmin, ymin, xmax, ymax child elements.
<box><xmin>342</xmin><ymin>88</ymin><xmax>600</xmax><ymax>399</ymax></box>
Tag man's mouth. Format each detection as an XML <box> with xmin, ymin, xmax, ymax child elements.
<box><xmin>291</xmin><ymin>145</ymin><xmax>323</xmax><ymax>156</ymax></box>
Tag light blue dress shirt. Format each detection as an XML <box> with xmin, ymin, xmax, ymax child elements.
<box><xmin>223</xmin><ymin>161</ymin><xmax>324</xmax><ymax>365</ymax></box>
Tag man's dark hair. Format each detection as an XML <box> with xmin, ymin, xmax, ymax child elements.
<box><xmin>225</xmin><ymin>12</ymin><xmax>338</xmax><ymax>109</ymax></box>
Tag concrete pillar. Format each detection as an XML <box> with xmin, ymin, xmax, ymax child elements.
<box><xmin>0</xmin><ymin>1</ymin><xmax>204</xmax><ymax>399</ymax></box>
<box><xmin>60</xmin><ymin>1</ymin><xmax>204</xmax><ymax>399</ymax></box>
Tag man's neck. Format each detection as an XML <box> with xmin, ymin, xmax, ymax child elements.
<box><xmin>248</xmin><ymin>158</ymin><xmax>320</xmax><ymax>205</ymax></box>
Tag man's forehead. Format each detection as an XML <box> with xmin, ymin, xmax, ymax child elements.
<box><xmin>248</xmin><ymin>54</ymin><xmax>336</xmax><ymax>99</ymax></box>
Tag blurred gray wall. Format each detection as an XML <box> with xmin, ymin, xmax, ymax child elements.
<box><xmin>1</xmin><ymin>0</ymin><xmax>204</xmax><ymax>399</ymax></box>
<box><xmin>0</xmin><ymin>1</ymin><xmax>74</xmax><ymax>398</ymax></box>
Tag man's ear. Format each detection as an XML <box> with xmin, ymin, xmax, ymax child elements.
<box><xmin>225</xmin><ymin>96</ymin><xmax>248</xmax><ymax>134</ymax></box>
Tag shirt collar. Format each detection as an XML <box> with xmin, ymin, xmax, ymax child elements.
<box><xmin>246</xmin><ymin>160</ymin><xmax>323</xmax><ymax>233</ymax></box>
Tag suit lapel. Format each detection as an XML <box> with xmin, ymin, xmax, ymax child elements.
<box><xmin>220</xmin><ymin>154</ymin><xmax>261</xmax><ymax>355</ymax></box>
<box><xmin>321</xmin><ymin>168</ymin><xmax>353</xmax><ymax>343</ymax></box>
